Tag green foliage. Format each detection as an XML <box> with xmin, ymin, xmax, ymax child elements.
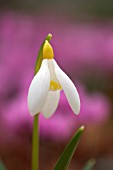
<box><xmin>54</xmin><ymin>126</ymin><xmax>84</xmax><ymax>170</ymax></box>
<box><xmin>0</xmin><ymin>160</ymin><xmax>6</xmax><ymax>170</ymax></box>
<box><xmin>82</xmin><ymin>159</ymin><xmax>96</xmax><ymax>170</ymax></box>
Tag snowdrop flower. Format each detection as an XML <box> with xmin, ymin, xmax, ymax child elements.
<box><xmin>28</xmin><ymin>41</ymin><xmax>80</xmax><ymax>118</ymax></box>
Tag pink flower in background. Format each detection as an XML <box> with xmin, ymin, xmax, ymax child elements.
<box><xmin>0</xmin><ymin>84</ymin><xmax>110</xmax><ymax>142</ymax></box>
<box><xmin>1</xmin><ymin>12</ymin><xmax>113</xmax><ymax>77</ymax></box>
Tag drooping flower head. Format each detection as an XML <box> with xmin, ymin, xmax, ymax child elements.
<box><xmin>28</xmin><ymin>40</ymin><xmax>80</xmax><ymax>118</ymax></box>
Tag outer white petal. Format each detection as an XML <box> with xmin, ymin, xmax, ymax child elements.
<box><xmin>28</xmin><ymin>59</ymin><xmax>50</xmax><ymax>116</ymax></box>
<box><xmin>53</xmin><ymin>59</ymin><xmax>80</xmax><ymax>115</ymax></box>
<box><xmin>41</xmin><ymin>91</ymin><xmax>60</xmax><ymax>118</ymax></box>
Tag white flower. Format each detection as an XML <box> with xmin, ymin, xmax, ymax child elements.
<box><xmin>28</xmin><ymin>41</ymin><xmax>80</xmax><ymax>118</ymax></box>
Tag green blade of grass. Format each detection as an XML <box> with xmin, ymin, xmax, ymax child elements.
<box><xmin>0</xmin><ymin>160</ymin><xmax>6</xmax><ymax>170</ymax></box>
<box><xmin>82</xmin><ymin>159</ymin><xmax>96</xmax><ymax>170</ymax></box>
<box><xmin>54</xmin><ymin>125</ymin><xmax>85</xmax><ymax>170</ymax></box>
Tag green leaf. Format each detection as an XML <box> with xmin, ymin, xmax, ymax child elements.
<box><xmin>0</xmin><ymin>160</ymin><xmax>6</xmax><ymax>170</ymax></box>
<box><xmin>54</xmin><ymin>125</ymin><xmax>85</xmax><ymax>170</ymax></box>
<box><xmin>35</xmin><ymin>33</ymin><xmax>52</xmax><ymax>75</ymax></box>
<box><xmin>82</xmin><ymin>159</ymin><xmax>96</xmax><ymax>170</ymax></box>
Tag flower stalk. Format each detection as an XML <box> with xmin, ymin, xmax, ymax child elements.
<box><xmin>31</xmin><ymin>34</ymin><xmax>52</xmax><ymax>170</ymax></box>
<box><xmin>32</xmin><ymin>114</ymin><xmax>39</xmax><ymax>170</ymax></box>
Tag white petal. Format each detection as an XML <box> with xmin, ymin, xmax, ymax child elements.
<box><xmin>53</xmin><ymin>59</ymin><xmax>80</xmax><ymax>115</ymax></box>
<box><xmin>27</xmin><ymin>59</ymin><xmax>50</xmax><ymax>116</ymax></box>
<box><xmin>41</xmin><ymin>91</ymin><xmax>60</xmax><ymax>118</ymax></box>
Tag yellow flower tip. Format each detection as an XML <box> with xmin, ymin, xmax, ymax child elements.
<box><xmin>43</xmin><ymin>40</ymin><xmax>54</xmax><ymax>59</ymax></box>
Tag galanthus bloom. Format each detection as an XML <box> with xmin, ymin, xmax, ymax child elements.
<box><xmin>28</xmin><ymin>40</ymin><xmax>80</xmax><ymax>118</ymax></box>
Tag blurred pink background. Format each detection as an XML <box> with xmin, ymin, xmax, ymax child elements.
<box><xmin>0</xmin><ymin>1</ymin><xmax>113</xmax><ymax>169</ymax></box>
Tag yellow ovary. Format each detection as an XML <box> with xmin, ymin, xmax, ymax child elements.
<box><xmin>49</xmin><ymin>81</ymin><xmax>62</xmax><ymax>91</ymax></box>
<box><xmin>43</xmin><ymin>40</ymin><xmax>54</xmax><ymax>59</ymax></box>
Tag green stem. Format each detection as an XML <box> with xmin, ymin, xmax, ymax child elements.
<box><xmin>32</xmin><ymin>114</ymin><xmax>39</xmax><ymax>170</ymax></box>
<box><xmin>31</xmin><ymin>33</ymin><xmax>52</xmax><ymax>170</ymax></box>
